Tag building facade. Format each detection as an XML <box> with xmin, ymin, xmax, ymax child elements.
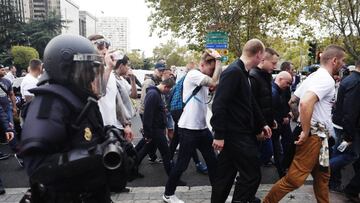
<box><xmin>79</xmin><ymin>10</ymin><xmax>96</xmax><ymax>38</ymax></box>
<box><xmin>96</xmin><ymin>17</ymin><xmax>129</xmax><ymax>52</ymax></box>
<box><xmin>60</xmin><ymin>0</ymin><xmax>79</xmax><ymax>35</ymax></box>
<box><xmin>0</xmin><ymin>0</ymin><xmax>26</xmax><ymax>23</ymax></box>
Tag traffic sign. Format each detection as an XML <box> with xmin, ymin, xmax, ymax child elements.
<box><xmin>206</xmin><ymin>31</ymin><xmax>229</xmax><ymax>62</ymax></box>
<box><xmin>206</xmin><ymin>44</ymin><xmax>228</xmax><ymax>49</ymax></box>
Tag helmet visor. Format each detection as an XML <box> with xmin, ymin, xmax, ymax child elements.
<box><xmin>73</xmin><ymin>54</ymin><xmax>106</xmax><ymax>98</ymax></box>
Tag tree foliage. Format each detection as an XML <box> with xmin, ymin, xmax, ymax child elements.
<box><xmin>152</xmin><ymin>39</ymin><xmax>201</xmax><ymax>67</ymax></box>
<box><xmin>146</xmin><ymin>0</ymin><xmax>307</xmax><ymax>56</ymax></box>
<box><xmin>11</xmin><ymin>46</ymin><xmax>39</xmax><ymax>70</ymax></box>
<box><xmin>312</xmin><ymin>0</ymin><xmax>360</xmax><ymax>61</ymax></box>
<box><xmin>0</xmin><ymin>3</ymin><xmax>63</xmax><ymax>64</ymax></box>
<box><xmin>146</xmin><ymin>0</ymin><xmax>359</xmax><ymax>63</ymax></box>
<box><xmin>127</xmin><ymin>50</ymin><xmax>145</xmax><ymax>69</ymax></box>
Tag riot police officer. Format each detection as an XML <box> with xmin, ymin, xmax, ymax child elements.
<box><xmin>19</xmin><ymin>34</ymin><xmax>114</xmax><ymax>202</ymax></box>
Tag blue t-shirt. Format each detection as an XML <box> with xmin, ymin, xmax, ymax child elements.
<box><xmin>0</xmin><ymin>78</ymin><xmax>12</xmax><ymax>111</ymax></box>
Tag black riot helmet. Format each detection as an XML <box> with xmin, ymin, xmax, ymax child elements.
<box><xmin>42</xmin><ymin>34</ymin><xmax>106</xmax><ymax>97</ymax></box>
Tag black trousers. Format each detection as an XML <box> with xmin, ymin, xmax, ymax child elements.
<box><xmin>137</xmin><ymin>129</ymin><xmax>172</xmax><ymax>175</ymax></box>
<box><xmin>27</xmin><ymin>184</ymin><xmax>111</xmax><ymax>203</ymax></box>
<box><xmin>211</xmin><ymin>135</ymin><xmax>261</xmax><ymax>203</ymax></box>
<box><xmin>169</xmin><ymin>111</ymin><xmax>201</xmax><ymax>163</ymax></box>
<box><xmin>271</xmin><ymin>128</ymin><xmax>285</xmax><ymax>178</ymax></box>
<box><xmin>165</xmin><ymin>128</ymin><xmax>217</xmax><ymax>196</ymax></box>
<box><xmin>135</xmin><ymin>113</ymin><xmax>158</xmax><ymax>161</ymax></box>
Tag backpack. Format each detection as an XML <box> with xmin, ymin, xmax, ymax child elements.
<box><xmin>169</xmin><ymin>74</ymin><xmax>202</xmax><ymax>122</ymax></box>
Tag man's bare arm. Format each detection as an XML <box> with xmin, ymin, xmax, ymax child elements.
<box><xmin>289</xmin><ymin>94</ymin><xmax>300</xmax><ymax>121</ymax></box>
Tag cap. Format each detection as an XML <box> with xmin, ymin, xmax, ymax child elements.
<box><xmin>155</xmin><ymin>62</ymin><xmax>166</xmax><ymax>70</ymax></box>
<box><xmin>0</xmin><ymin>64</ymin><xmax>4</xmax><ymax>68</ymax></box>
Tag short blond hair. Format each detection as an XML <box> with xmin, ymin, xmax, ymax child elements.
<box><xmin>242</xmin><ymin>39</ymin><xmax>265</xmax><ymax>57</ymax></box>
<box><xmin>320</xmin><ymin>45</ymin><xmax>346</xmax><ymax>64</ymax></box>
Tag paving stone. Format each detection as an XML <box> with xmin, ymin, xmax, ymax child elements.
<box><xmin>3</xmin><ymin>185</ymin><xmax>348</xmax><ymax>203</ymax></box>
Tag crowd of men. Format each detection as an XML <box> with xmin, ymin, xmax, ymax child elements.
<box><xmin>0</xmin><ymin>35</ymin><xmax>359</xmax><ymax>203</ymax></box>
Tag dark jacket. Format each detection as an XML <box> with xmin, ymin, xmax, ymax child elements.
<box><xmin>211</xmin><ymin>59</ymin><xmax>266</xmax><ymax>140</ymax></box>
<box><xmin>291</xmin><ymin>74</ymin><xmax>301</xmax><ymax>92</ymax></box>
<box><xmin>0</xmin><ymin>105</ymin><xmax>11</xmax><ymax>132</ymax></box>
<box><xmin>143</xmin><ymin>86</ymin><xmax>167</xmax><ymax>138</ymax></box>
<box><xmin>249</xmin><ymin>67</ymin><xmax>274</xmax><ymax>126</ymax></box>
<box><xmin>20</xmin><ymin>84</ymin><xmax>105</xmax><ymax>176</ymax></box>
<box><xmin>333</xmin><ymin>71</ymin><xmax>360</xmax><ymax>146</ymax></box>
<box><xmin>272</xmin><ymin>82</ymin><xmax>288</xmax><ymax>126</ymax></box>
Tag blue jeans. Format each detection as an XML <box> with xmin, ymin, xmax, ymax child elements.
<box><xmin>331</xmin><ymin>127</ymin><xmax>343</xmax><ymax>156</ymax></box>
<box><xmin>344</xmin><ymin>158</ymin><xmax>360</xmax><ymax>195</ymax></box>
<box><xmin>260</xmin><ymin>138</ymin><xmax>273</xmax><ymax>164</ymax></box>
<box><xmin>329</xmin><ymin>142</ymin><xmax>359</xmax><ymax>188</ymax></box>
<box><xmin>165</xmin><ymin>128</ymin><xmax>217</xmax><ymax>196</ymax></box>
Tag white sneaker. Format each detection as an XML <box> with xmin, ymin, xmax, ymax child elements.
<box><xmin>162</xmin><ymin>194</ymin><xmax>184</xmax><ymax>203</ymax></box>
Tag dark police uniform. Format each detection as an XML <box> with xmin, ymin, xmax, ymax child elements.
<box><xmin>20</xmin><ymin>84</ymin><xmax>112</xmax><ymax>203</ymax></box>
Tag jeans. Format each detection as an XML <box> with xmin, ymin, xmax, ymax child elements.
<box><xmin>331</xmin><ymin>127</ymin><xmax>343</xmax><ymax>157</ymax></box>
<box><xmin>165</xmin><ymin>128</ymin><xmax>217</xmax><ymax>196</ymax></box>
<box><xmin>329</xmin><ymin>143</ymin><xmax>359</xmax><ymax>188</ymax></box>
<box><xmin>137</xmin><ymin>129</ymin><xmax>172</xmax><ymax>175</ymax></box>
<box><xmin>169</xmin><ymin>113</ymin><xmax>201</xmax><ymax>164</ymax></box>
<box><xmin>272</xmin><ymin>129</ymin><xmax>285</xmax><ymax>178</ymax></box>
<box><xmin>135</xmin><ymin>113</ymin><xmax>158</xmax><ymax>161</ymax></box>
<box><xmin>344</xmin><ymin>158</ymin><xmax>360</xmax><ymax>196</ymax></box>
<box><xmin>260</xmin><ymin>138</ymin><xmax>273</xmax><ymax>165</ymax></box>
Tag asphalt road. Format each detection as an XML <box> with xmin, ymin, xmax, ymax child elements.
<box><xmin>0</xmin><ymin>114</ymin><xmax>355</xmax><ymax>189</ymax></box>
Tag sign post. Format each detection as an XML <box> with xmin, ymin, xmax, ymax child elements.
<box><xmin>206</xmin><ymin>31</ymin><xmax>229</xmax><ymax>62</ymax></box>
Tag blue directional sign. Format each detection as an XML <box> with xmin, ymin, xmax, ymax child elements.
<box><xmin>206</xmin><ymin>44</ymin><xmax>228</xmax><ymax>49</ymax></box>
<box><xmin>206</xmin><ymin>31</ymin><xmax>229</xmax><ymax>62</ymax></box>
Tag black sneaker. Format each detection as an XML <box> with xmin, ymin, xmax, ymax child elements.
<box><xmin>0</xmin><ymin>153</ymin><xmax>10</xmax><ymax>160</ymax></box>
<box><xmin>0</xmin><ymin>187</ymin><xmax>5</xmax><ymax>195</ymax></box>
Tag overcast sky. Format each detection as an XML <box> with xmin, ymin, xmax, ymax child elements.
<box><xmin>74</xmin><ymin>0</ymin><xmax>176</xmax><ymax>57</ymax></box>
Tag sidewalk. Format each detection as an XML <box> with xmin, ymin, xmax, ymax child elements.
<box><xmin>0</xmin><ymin>185</ymin><xmax>347</xmax><ymax>203</ymax></box>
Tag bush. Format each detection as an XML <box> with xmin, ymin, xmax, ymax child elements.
<box><xmin>11</xmin><ymin>46</ymin><xmax>39</xmax><ymax>71</ymax></box>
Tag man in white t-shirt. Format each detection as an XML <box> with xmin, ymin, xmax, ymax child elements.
<box><xmin>20</xmin><ymin>59</ymin><xmax>42</xmax><ymax>103</ymax></box>
<box><xmin>4</xmin><ymin>65</ymin><xmax>16</xmax><ymax>83</ymax></box>
<box><xmin>163</xmin><ymin>49</ymin><xmax>222</xmax><ymax>203</ymax></box>
<box><xmin>264</xmin><ymin>45</ymin><xmax>346</xmax><ymax>203</ymax></box>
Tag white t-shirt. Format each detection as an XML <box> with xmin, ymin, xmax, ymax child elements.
<box><xmin>4</xmin><ymin>72</ymin><xmax>15</xmax><ymax>83</ymax></box>
<box><xmin>294</xmin><ymin>67</ymin><xmax>335</xmax><ymax>130</ymax></box>
<box><xmin>178</xmin><ymin>69</ymin><xmax>209</xmax><ymax>130</ymax></box>
<box><xmin>20</xmin><ymin>73</ymin><xmax>38</xmax><ymax>99</ymax></box>
<box><xmin>98</xmin><ymin>71</ymin><xmax>122</xmax><ymax>128</ymax></box>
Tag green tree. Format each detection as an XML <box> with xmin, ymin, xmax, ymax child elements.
<box><xmin>152</xmin><ymin>39</ymin><xmax>196</xmax><ymax>67</ymax></box>
<box><xmin>23</xmin><ymin>13</ymin><xmax>63</xmax><ymax>58</ymax></box>
<box><xmin>11</xmin><ymin>46</ymin><xmax>39</xmax><ymax>71</ymax></box>
<box><xmin>146</xmin><ymin>0</ymin><xmax>308</xmax><ymax>56</ymax></box>
<box><xmin>127</xmin><ymin>50</ymin><xmax>144</xmax><ymax>69</ymax></box>
<box><xmin>143</xmin><ymin>58</ymin><xmax>153</xmax><ymax>70</ymax></box>
<box><xmin>0</xmin><ymin>2</ymin><xmax>24</xmax><ymax>65</ymax></box>
<box><xmin>301</xmin><ymin>0</ymin><xmax>360</xmax><ymax>61</ymax></box>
